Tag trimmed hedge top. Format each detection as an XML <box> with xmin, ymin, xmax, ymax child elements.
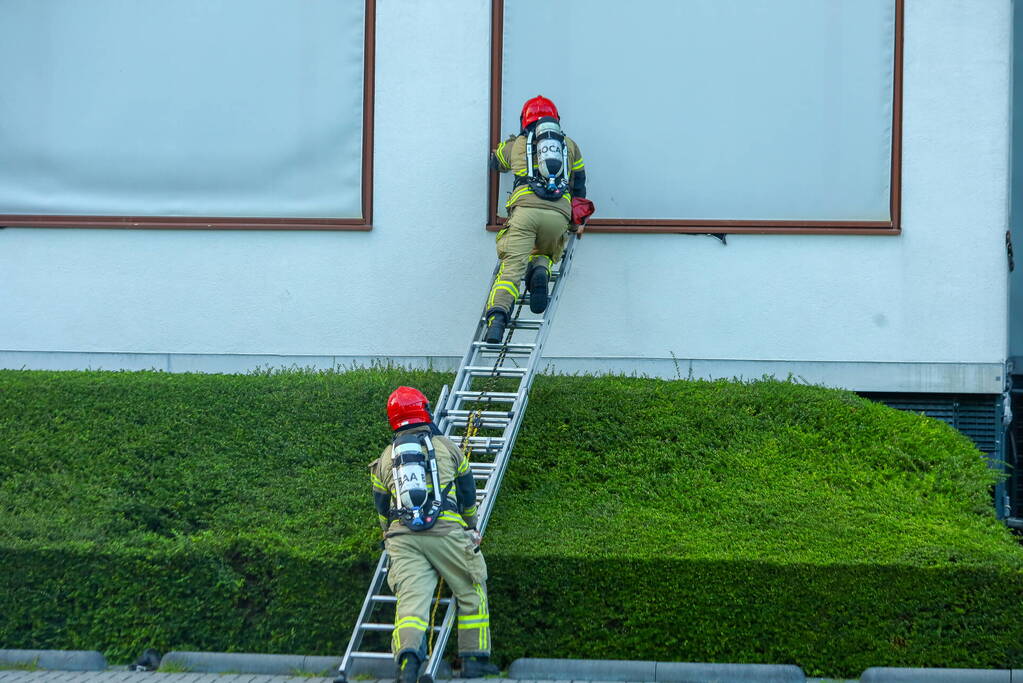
<box><xmin>0</xmin><ymin>367</ymin><xmax>437</xmax><ymax>554</ymax></box>
<box><xmin>0</xmin><ymin>368</ymin><xmax>1017</xmax><ymax>566</ymax></box>
<box><xmin>2</xmin><ymin>368</ymin><xmax>1022</xmax><ymax>675</ymax></box>
<box><xmin>496</xmin><ymin>376</ymin><xmax>1020</xmax><ymax>567</ymax></box>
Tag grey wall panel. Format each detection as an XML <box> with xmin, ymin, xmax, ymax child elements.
<box><xmin>0</xmin><ymin>0</ymin><xmax>365</xmax><ymax>219</ymax></box>
<box><xmin>500</xmin><ymin>0</ymin><xmax>895</xmax><ymax>222</ymax></box>
<box><xmin>1009</xmin><ymin>0</ymin><xmax>1023</xmax><ymax>358</ymax></box>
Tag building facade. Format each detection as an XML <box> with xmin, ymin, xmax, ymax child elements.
<box><xmin>2</xmin><ymin>1</ymin><xmax>1020</xmax><ymax>515</ymax></box>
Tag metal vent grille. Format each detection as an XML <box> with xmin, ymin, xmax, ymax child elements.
<box><xmin>860</xmin><ymin>393</ymin><xmax>1000</xmax><ymax>455</ymax></box>
<box><xmin>862</xmin><ymin>392</ymin><xmax>1010</xmax><ymax>519</ymax></box>
<box><xmin>1009</xmin><ymin>388</ymin><xmax>1023</xmax><ymax>519</ymax></box>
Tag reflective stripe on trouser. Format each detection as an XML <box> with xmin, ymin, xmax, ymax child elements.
<box><xmin>385</xmin><ymin>529</ymin><xmax>492</xmax><ymax>659</ymax></box>
<box><xmin>486</xmin><ymin>206</ymin><xmax>569</xmax><ymax>316</ymax></box>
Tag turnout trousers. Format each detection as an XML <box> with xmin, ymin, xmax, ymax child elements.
<box><xmin>486</xmin><ymin>206</ymin><xmax>569</xmax><ymax>317</ymax></box>
<box><xmin>385</xmin><ymin>529</ymin><xmax>491</xmax><ymax>661</ymax></box>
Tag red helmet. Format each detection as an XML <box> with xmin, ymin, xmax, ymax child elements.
<box><xmin>386</xmin><ymin>386</ymin><xmax>431</xmax><ymax>430</ymax></box>
<box><xmin>520</xmin><ymin>95</ymin><xmax>559</xmax><ymax>130</ymax></box>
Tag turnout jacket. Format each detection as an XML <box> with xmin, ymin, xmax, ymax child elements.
<box><xmin>370</xmin><ymin>424</ymin><xmax>480</xmax><ymax>537</ymax></box>
<box><xmin>492</xmin><ymin>133</ymin><xmax>585</xmax><ymax>221</ymax></box>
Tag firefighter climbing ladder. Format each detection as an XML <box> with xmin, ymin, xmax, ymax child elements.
<box><xmin>335</xmin><ymin>237</ymin><xmax>578</xmax><ymax>683</ymax></box>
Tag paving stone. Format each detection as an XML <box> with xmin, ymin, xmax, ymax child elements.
<box><xmin>47</xmin><ymin>672</ymin><xmax>91</xmax><ymax>683</ymax></box>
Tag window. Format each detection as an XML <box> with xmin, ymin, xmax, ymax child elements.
<box><xmin>0</xmin><ymin>0</ymin><xmax>375</xmax><ymax>229</ymax></box>
<box><xmin>489</xmin><ymin>0</ymin><xmax>903</xmax><ymax>234</ymax></box>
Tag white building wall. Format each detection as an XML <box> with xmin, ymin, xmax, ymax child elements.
<box><xmin>0</xmin><ymin>0</ymin><xmax>1012</xmax><ymax>394</ymax></box>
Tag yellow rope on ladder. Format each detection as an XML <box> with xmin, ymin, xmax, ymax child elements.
<box><xmin>433</xmin><ymin>302</ymin><xmax>521</xmax><ymax>656</ymax></box>
<box><xmin>460</xmin><ymin>303</ymin><xmax>518</xmax><ymax>456</ymax></box>
<box><xmin>427</xmin><ymin>577</ymin><xmax>445</xmax><ymax>655</ymax></box>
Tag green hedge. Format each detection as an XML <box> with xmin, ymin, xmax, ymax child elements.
<box><xmin>1</xmin><ymin>368</ymin><xmax>1021</xmax><ymax>677</ymax></box>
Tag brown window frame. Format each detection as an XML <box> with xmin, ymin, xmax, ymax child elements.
<box><xmin>1</xmin><ymin>0</ymin><xmax>376</xmax><ymax>231</ymax></box>
<box><xmin>487</xmin><ymin>0</ymin><xmax>903</xmax><ymax>236</ymax></box>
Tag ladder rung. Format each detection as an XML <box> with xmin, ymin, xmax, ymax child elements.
<box><xmin>464</xmin><ymin>445</ymin><xmax>504</xmax><ymax>456</ymax></box>
<box><xmin>462</xmin><ymin>446</ymin><xmax>504</xmax><ymax>456</ymax></box>
<box><xmin>359</xmin><ymin>623</ymin><xmax>395</xmax><ymax>632</ymax></box>
<box><xmin>451</xmin><ymin>402</ymin><xmax>516</xmax><ymax>413</ymax></box>
<box><xmin>462</xmin><ymin>443</ymin><xmax>505</xmax><ymax>452</ymax></box>
<box><xmin>372</xmin><ymin>595</ymin><xmax>453</xmax><ymax>605</ymax></box>
<box><xmin>465</xmin><ymin>366</ymin><xmax>527</xmax><ymax>377</ymax></box>
<box><xmin>444</xmin><ymin>409</ymin><xmax>513</xmax><ymax>419</ymax></box>
<box><xmin>476</xmin><ymin>347</ymin><xmax>534</xmax><ymax>358</ymax></box>
<box><xmin>517</xmin><ymin>290</ymin><xmax>556</xmax><ymax>305</ymax></box>
<box><xmin>453</xmin><ymin>390</ymin><xmax>519</xmax><ymax>403</ymax></box>
<box><xmin>350</xmin><ymin>652</ymin><xmax>395</xmax><ymax>660</ymax></box>
<box><xmin>360</xmin><ymin>622</ymin><xmax>442</xmax><ymax>633</ymax></box>
<box><xmin>448</xmin><ymin>411</ymin><xmax>511</xmax><ymax>421</ymax></box>
<box><xmin>472</xmin><ymin>341</ymin><xmax>536</xmax><ymax>352</ymax></box>
<box><xmin>507</xmin><ymin>319</ymin><xmax>542</xmax><ymax>330</ymax></box>
<box><xmin>463</xmin><ymin>436</ymin><xmax>506</xmax><ymax>446</ymax></box>
<box><xmin>449</xmin><ymin>419</ymin><xmax>510</xmax><ymax>430</ymax></box>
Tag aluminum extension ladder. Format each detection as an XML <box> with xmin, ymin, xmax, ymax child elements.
<box><xmin>335</xmin><ymin>237</ymin><xmax>578</xmax><ymax>683</ymax></box>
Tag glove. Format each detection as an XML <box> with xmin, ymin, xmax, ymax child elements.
<box><xmin>571</xmin><ymin>197</ymin><xmax>595</xmax><ymax>227</ymax></box>
<box><xmin>468</xmin><ymin>529</ymin><xmax>482</xmax><ymax>551</ymax></box>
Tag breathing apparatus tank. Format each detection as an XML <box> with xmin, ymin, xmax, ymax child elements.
<box><xmin>525</xmin><ymin>118</ymin><xmax>570</xmax><ymax>200</ymax></box>
<box><xmin>390</xmin><ymin>431</ymin><xmax>445</xmax><ymax>531</ymax></box>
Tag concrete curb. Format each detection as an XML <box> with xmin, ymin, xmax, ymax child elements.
<box><xmin>507</xmin><ymin>658</ymin><xmax>806</xmax><ymax>682</ymax></box>
<box><xmin>160</xmin><ymin>651</ymin><xmax>453</xmax><ymax>680</ymax></box>
<box><xmin>161</xmin><ymin>652</ymin><xmax>341</xmax><ymax>676</ymax></box>
<box><xmin>0</xmin><ymin>650</ymin><xmax>107</xmax><ymax>671</ymax></box>
<box><xmin>859</xmin><ymin>668</ymin><xmax>1011</xmax><ymax>682</ymax></box>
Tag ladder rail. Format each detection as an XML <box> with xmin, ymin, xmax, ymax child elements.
<box><xmin>337</xmin><ymin>551</ymin><xmax>390</xmax><ymax>675</ymax></box>
<box><xmin>475</xmin><ymin>237</ymin><xmax>576</xmax><ymax>530</ymax></box>
<box><xmin>335</xmin><ymin>387</ymin><xmax>449</xmax><ymax>677</ymax></box>
<box><xmin>337</xmin><ymin>237</ymin><xmax>577</xmax><ymax>683</ymax></box>
<box><xmin>420</xmin><ymin>238</ymin><xmax>576</xmax><ymax>680</ymax></box>
<box><xmin>438</xmin><ymin>260</ymin><xmax>508</xmax><ymax>421</ymax></box>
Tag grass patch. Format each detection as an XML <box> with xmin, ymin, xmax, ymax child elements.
<box><xmin>0</xmin><ymin>368</ymin><xmax>1020</xmax><ymax>677</ymax></box>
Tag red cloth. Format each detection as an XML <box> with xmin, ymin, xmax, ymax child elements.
<box><xmin>571</xmin><ymin>197</ymin><xmax>596</xmax><ymax>226</ymax></box>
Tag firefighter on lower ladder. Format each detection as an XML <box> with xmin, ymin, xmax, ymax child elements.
<box><xmin>485</xmin><ymin>94</ymin><xmax>594</xmax><ymax>344</ymax></box>
<box><xmin>371</xmin><ymin>386</ymin><xmax>500</xmax><ymax>683</ymax></box>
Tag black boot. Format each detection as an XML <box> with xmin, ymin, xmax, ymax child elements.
<box><xmin>129</xmin><ymin>649</ymin><xmax>162</xmax><ymax>672</ymax></box>
<box><xmin>484</xmin><ymin>311</ymin><xmax>507</xmax><ymax>345</ymax></box>
<box><xmin>527</xmin><ymin>264</ymin><xmax>549</xmax><ymax>314</ymax></box>
<box><xmin>461</xmin><ymin>655</ymin><xmax>500</xmax><ymax>678</ymax></box>
<box><xmin>395</xmin><ymin>652</ymin><xmax>421</xmax><ymax>683</ymax></box>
